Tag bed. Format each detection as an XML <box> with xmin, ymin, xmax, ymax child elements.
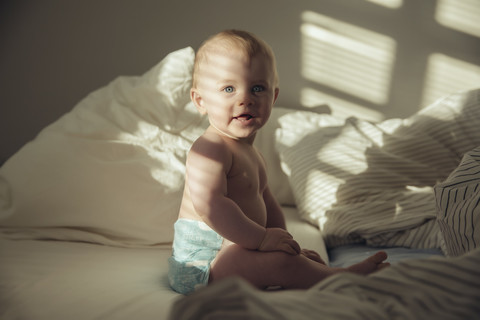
<box><xmin>1</xmin><ymin>47</ymin><xmax>479</xmax><ymax>320</ymax></box>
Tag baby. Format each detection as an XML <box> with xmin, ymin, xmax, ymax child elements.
<box><xmin>168</xmin><ymin>29</ymin><xmax>389</xmax><ymax>295</ymax></box>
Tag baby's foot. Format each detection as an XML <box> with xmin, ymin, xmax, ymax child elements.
<box><xmin>347</xmin><ymin>251</ymin><xmax>390</xmax><ymax>275</ymax></box>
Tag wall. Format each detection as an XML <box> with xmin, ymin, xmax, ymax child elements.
<box><xmin>1</xmin><ymin>0</ymin><xmax>479</xmax><ymax>163</ymax></box>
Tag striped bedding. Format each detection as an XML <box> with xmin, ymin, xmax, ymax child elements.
<box><xmin>170</xmin><ymin>246</ymin><xmax>480</xmax><ymax>320</ymax></box>
<box><xmin>434</xmin><ymin>146</ymin><xmax>480</xmax><ymax>257</ymax></box>
<box><xmin>276</xmin><ymin>89</ymin><xmax>480</xmax><ymax>250</ymax></box>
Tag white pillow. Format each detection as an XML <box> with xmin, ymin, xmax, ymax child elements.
<box><xmin>276</xmin><ymin>89</ymin><xmax>480</xmax><ymax>248</ymax></box>
<box><xmin>434</xmin><ymin>146</ymin><xmax>480</xmax><ymax>257</ymax></box>
<box><xmin>0</xmin><ymin>47</ymin><xmax>209</xmax><ymax>247</ymax></box>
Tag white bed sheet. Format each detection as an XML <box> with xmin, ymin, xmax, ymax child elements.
<box><xmin>0</xmin><ymin>206</ymin><xmax>327</xmax><ymax>320</ymax></box>
<box><xmin>0</xmin><ymin>239</ymin><xmax>177</xmax><ymax>320</ymax></box>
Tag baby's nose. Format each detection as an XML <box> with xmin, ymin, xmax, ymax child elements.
<box><xmin>237</xmin><ymin>91</ymin><xmax>254</xmax><ymax>106</ymax></box>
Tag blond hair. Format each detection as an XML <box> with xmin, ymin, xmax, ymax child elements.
<box><xmin>192</xmin><ymin>29</ymin><xmax>279</xmax><ymax>88</ymax></box>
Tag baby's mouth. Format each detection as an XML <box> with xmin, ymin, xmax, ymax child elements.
<box><xmin>234</xmin><ymin>114</ymin><xmax>254</xmax><ymax>121</ymax></box>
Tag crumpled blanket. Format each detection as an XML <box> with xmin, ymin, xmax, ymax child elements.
<box><xmin>276</xmin><ymin>89</ymin><xmax>480</xmax><ymax>250</ymax></box>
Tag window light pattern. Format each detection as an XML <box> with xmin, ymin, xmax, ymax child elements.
<box><xmin>422</xmin><ymin>53</ymin><xmax>480</xmax><ymax>107</ymax></box>
<box><xmin>301</xmin><ymin>11</ymin><xmax>396</xmax><ymax>106</ymax></box>
<box><xmin>436</xmin><ymin>0</ymin><xmax>480</xmax><ymax>38</ymax></box>
<box><xmin>301</xmin><ymin>87</ymin><xmax>384</xmax><ymax>122</ymax></box>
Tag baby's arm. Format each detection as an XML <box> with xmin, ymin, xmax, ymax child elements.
<box><xmin>265</xmin><ymin>185</ymin><xmax>326</xmax><ymax>258</ymax></box>
<box><xmin>187</xmin><ymin>135</ymin><xmax>297</xmax><ymax>254</ymax></box>
<box><xmin>262</xmin><ymin>185</ymin><xmax>287</xmax><ymax>229</ymax></box>
<box><xmin>261</xmin><ymin>185</ymin><xmax>300</xmax><ymax>254</ymax></box>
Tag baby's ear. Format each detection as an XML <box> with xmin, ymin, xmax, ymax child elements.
<box><xmin>191</xmin><ymin>88</ymin><xmax>207</xmax><ymax>114</ymax></box>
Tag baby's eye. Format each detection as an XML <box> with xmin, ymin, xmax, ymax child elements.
<box><xmin>224</xmin><ymin>86</ymin><xmax>234</xmax><ymax>93</ymax></box>
<box><xmin>252</xmin><ymin>85</ymin><xmax>265</xmax><ymax>93</ymax></box>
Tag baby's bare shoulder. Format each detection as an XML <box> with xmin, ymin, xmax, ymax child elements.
<box><xmin>191</xmin><ymin>132</ymin><xmax>229</xmax><ymax>153</ymax></box>
<box><xmin>189</xmin><ymin>132</ymin><xmax>233</xmax><ymax>167</ymax></box>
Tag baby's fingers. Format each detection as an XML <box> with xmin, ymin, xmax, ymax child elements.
<box><xmin>290</xmin><ymin>239</ymin><xmax>301</xmax><ymax>254</ymax></box>
<box><xmin>258</xmin><ymin>228</ymin><xmax>300</xmax><ymax>254</ymax></box>
<box><xmin>281</xmin><ymin>238</ymin><xmax>301</xmax><ymax>255</ymax></box>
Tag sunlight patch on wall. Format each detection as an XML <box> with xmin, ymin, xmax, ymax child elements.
<box><xmin>301</xmin><ymin>87</ymin><xmax>384</xmax><ymax>122</ymax></box>
<box><xmin>435</xmin><ymin>0</ymin><xmax>480</xmax><ymax>38</ymax></box>
<box><xmin>365</xmin><ymin>0</ymin><xmax>403</xmax><ymax>9</ymax></box>
<box><xmin>301</xmin><ymin>11</ymin><xmax>396</xmax><ymax>106</ymax></box>
<box><xmin>421</xmin><ymin>53</ymin><xmax>480</xmax><ymax>107</ymax></box>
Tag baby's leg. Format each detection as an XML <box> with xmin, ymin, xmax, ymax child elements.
<box><xmin>210</xmin><ymin>244</ymin><xmax>389</xmax><ymax>290</ymax></box>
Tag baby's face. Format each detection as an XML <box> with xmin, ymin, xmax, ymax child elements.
<box><xmin>192</xmin><ymin>49</ymin><xmax>278</xmax><ymax>142</ymax></box>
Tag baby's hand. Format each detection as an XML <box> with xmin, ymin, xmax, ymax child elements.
<box><xmin>258</xmin><ymin>228</ymin><xmax>301</xmax><ymax>255</ymax></box>
<box><xmin>301</xmin><ymin>249</ymin><xmax>326</xmax><ymax>265</ymax></box>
